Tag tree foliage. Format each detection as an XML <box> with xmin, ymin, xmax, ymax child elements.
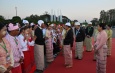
<box><xmin>99</xmin><ymin>9</ymin><xmax>115</xmax><ymax>26</ymax></box>
<box><xmin>0</xmin><ymin>15</ymin><xmax>5</xmax><ymax>23</ymax></box>
<box><xmin>0</xmin><ymin>12</ymin><xmax>71</xmax><ymax>25</ymax></box>
<box><xmin>91</xmin><ymin>18</ymin><xmax>99</xmax><ymax>26</ymax></box>
<box><xmin>12</xmin><ymin>16</ymin><xmax>21</xmax><ymax>24</ymax></box>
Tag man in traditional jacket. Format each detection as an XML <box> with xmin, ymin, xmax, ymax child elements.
<box><xmin>63</xmin><ymin>22</ymin><xmax>73</xmax><ymax>68</ymax></box>
<box><xmin>74</xmin><ymin>22</ymin><xmax>85</xmax><ymax>60</ymax></box>
<box><xmin>85</xmin><ymin>22</ymin><xmax>94</xmax><ymax>52</ymax></box>
<box><xmin>34</xmin><ymin>20</ymin><xmax>45</xmax><ymax>73</ymax></box>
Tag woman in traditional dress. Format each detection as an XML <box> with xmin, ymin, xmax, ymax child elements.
<box><xmin>93</xmin><ymin>27</ymin><xmax>98</xmax><ymax>61</ymax></box>
<box><xmin>0</xmin><ymin>23</ymin><xmax>14</xmax><ymax>73</ymax></box>
<box><xmin>18</xmin><ymin>26</ymin><xmax>31</xmax><ymax>73</ymax></box>
<box><xmin>61</xmin><ymin>25</ymin><xmax>66</xmax><ymax>55</ymax></box>
<box><xmin>28</xmin><ymin>26</ymin><xmax>35</xmax><ymax>68</ymax></box>
<box><xmin>45</xmin><ymin>25</ymin><xmax>54</xmax><ymax>63</ymax></box>
<box><xmin>106</xmin><ymin>25</ymin><xmax>113</xmax><ymax>56</ymax></box>
<box><xmin>94</xmin><ymin>23</ymin><xmax>107</xmax><ymax>73</ymax></box>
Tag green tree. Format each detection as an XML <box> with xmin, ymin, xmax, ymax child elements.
<box><xmin>62</xmin><ymin>16</ymin><xmax>71</xmax><ymax>24</ymax></box>
<box><xmin>24</xmin><ymin>14</ymin><xmax>40</xmax><ymax>24</ymax></box>
<box><xmin>12</xmin><ymin>16</ymin><xmax>21</xmax><ymax>24</ymax></box>
<box><xmin>100</xmin><ymin>10</ymin><xmax>106</xmax><ymax>23</ymax></box>
<box><xmin>0</xmin><ymin>15</ymin><xmax>5</xmax><ymax>23</ymax></box>
<box><xmin>39</xmin><ymin>14</ymin><xmax>50</xmax><ymax>23</ymax></box>
<box><xmin>111</xmin><ymin>20</ymin><xmax>115</xmax><ymax>26</ymax></box>
<box><xmin>91</xmin><ymin>18</ymin><xmax>99</xmax><ymax>26</ymax></box>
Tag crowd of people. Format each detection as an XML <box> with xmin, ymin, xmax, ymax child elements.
<box><xmin>0</xmin><ymin>19</ymin><xmax>113</xmax><ymax>73</ymax></box>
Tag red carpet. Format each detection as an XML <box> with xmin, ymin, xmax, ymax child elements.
<box><xmin>30</xmin><ymin>38</ymin><xmax>115</xmax><ymax>73</ymax></box>
<box><xmin>29</xmin><ymin>65</ymin><xmax>36</xmax><ymax>73</ymax></box>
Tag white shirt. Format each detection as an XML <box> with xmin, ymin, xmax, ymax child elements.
<box><xmin>18</xmin><ymin>34</ymin><xmax>28</xmax><ymax>51</ymax></box>
<box><xmin>51</xmin><ymin>29</ymin><xmax>57</xmax><ymax>43</ymax></box>
<box><xmin>42</xmin><ymin>28</ymin><xmax>46</xmax><ymax>38</ymax></box>
<box><xmin>28</xmin><ymin>39</ymin><xmax>35</xmax><ymax>46</ymax></box>
<box><xmin>5</xmin><ymin>34</ymin><xmax>24</xmax><ymax>67</ymax></box>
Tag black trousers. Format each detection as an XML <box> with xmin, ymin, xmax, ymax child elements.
<box><xmin>53</xmin><ymin>43</ymin><xmax>60</xmax><ymax>55</ymax></box>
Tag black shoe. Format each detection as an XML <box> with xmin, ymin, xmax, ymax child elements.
<box><xmin>107</xmin><ymin>55</ymin><xmax>111</xmax><ymax>57</ymax></box>
<box><xmin>75</xmin><ymin>57</ymin><xmax>78</xmax><ymax>59</ymax></box>
<box><xmin>93</xmin><ymin>59</ymin><xmax>96</xmax><ymax>61</ymax></box>
<box><xmin>86</xmin><ymin>50</ymin><xmax>92</xmax><ymax>52</ymax></box>
<box><xmin>77</xmin><ymin>58</ymin><xmax>82</xmax><ymax>60</ymax></box>
<box><xmin>34</xmin><ymin>69</ymin><xmax>43</xmax><ymax>73</ymax></box>
<box><xmin>34</xmin><ymin>69</ymin><xmax>39</xmax><ymax>73</ymax></box>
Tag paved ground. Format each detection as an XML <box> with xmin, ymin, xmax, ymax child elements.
<box><xmin>112</xmin><ymin>28</ymin><xmax>115</xmax><ymax>38</ymax></box>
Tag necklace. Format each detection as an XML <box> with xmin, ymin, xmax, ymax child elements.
<box><xmin>0</xmin><ymin>39</ymin><xmax>8</xmax><ymax>53</ymax></box>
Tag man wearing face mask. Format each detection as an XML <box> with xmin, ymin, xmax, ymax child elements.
<box><xmin>34</xmin><ymin>20</ymin><xmax>45</xmax><ymax>73</ymax></box>
<box><xmin>5</xmin><ymin>23</ymin><xmax>24</xmax><ymax>73</ymax></box>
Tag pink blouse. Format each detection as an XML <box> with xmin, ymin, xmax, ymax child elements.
<box><xmin>95</xmin><ymin>30</ymin><xmax>107</xmax><ymax>50</ymax></box>
<box><xmin>5</xmin><ymin>34</ymin><xmax>24</xmax><ymax>68</ymax></box>
<box><xmin>0</xmin><ymin>38</ymin><xmax>14</xmax><ymax>73</ymax></box>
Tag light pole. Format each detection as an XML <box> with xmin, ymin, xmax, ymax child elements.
<box><xmin>15</xmin><ymin>7</ymin><xmax>17</xmax><ymax>16</ymax></box>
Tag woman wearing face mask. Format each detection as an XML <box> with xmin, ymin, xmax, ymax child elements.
<box><xmin>0</xmin><ymin>22</ymin><xmax>14</xmax><ymax>73</ymax></box>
